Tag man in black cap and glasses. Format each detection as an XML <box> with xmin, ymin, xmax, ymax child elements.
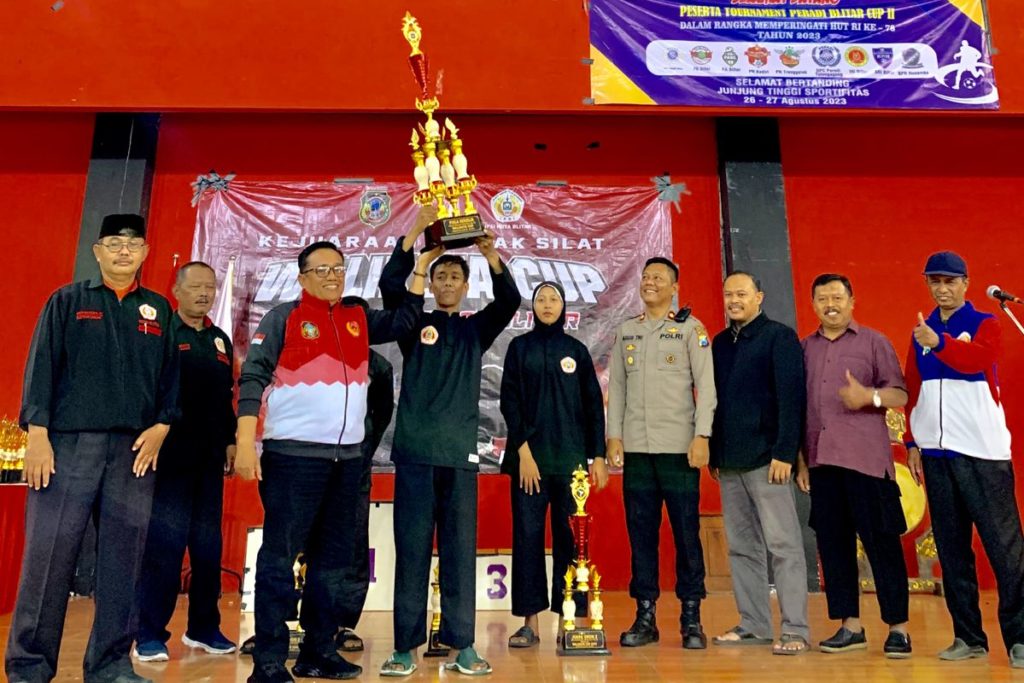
<box><xmin>6</xmin><ymin>214</ymin><xmax>180</xmax><ymax>683</ymax></box>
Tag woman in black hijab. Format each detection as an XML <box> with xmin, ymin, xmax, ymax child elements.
<box><xmin>500</xmin><ymin>281</ymin><xmax>608</xmax><ymax>647</ymax></box>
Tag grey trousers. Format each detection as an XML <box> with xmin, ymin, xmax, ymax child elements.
<box><xmin>719</xmin><ymin>465</ymin><xmax>809</xmax><ymax>640</ymax></box>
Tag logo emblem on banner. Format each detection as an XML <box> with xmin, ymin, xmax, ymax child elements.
<box><xmin>358</xmin><ymin>189</ymin><xmax>392</xmax><ymax>228</ymax></box>
<box><xmin>215</xmin><ymin>337</ymin><xmax>227</xmax><ymax>354</ymax></box>
<box><xmin>722</xmin><ymin>47</ymin><xmax>738</xmax><ymax>67</ymax></box>
<box><xmin>873</xmin><ymin>47</ymin><xmax>894</xmax><ymax>69</ymax></box>
<box><xmin>812</xmin><ymin>46</ymin><xmax>841</xmax><ymax>68</ymax></box>
<box><xmin>902</xmin><ymin>48</ymin><xmax>923</xmax><ymax>69</ymax></box>
<box><xmin>845</xmin><ymin>46</ymin><xmax>869</xmax><ymax>67</ymax></box>
<box><xmin>491</xmin><ymin>189</ymin><xmax>525</xmax><ymax>223</ymax></box>
<box><xmin>420</xmin><ymin>325</ymin><xmax>439</xmax><ymax>345</ymax></box>
<box><xmin>690</xmin><ymin>46</ymin><xmax>712</xmax><ymax>65</ymax></box>
<box><xmin>138</xmin><ymin>304</ymin><xmax>157</xmax><ymax>321</ymax></box>
<box><xmin>777</xmin><ymin>47</ymin><xmax>802</xmax><ymax>68</ymax></box>
<box><xmin>560</xmin><ymin>357</ymin><xmax>577</xmax><ymax>374</ymax></box>
<box><xmin>745</xmin><ymin>45</ymin><xmax>770</xmax><ymax>67</ymax></box>
<box><xmin>301</xmin><ymin>321</ymin><xmax>320</xmax><ymax>340</ymax></box>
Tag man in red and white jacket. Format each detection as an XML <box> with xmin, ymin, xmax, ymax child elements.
<box><xmin>235</xmin><ymin>216</ymin><xmax>440</xmax><ymax>683</ymax></box>
<box><xmin>904</xmin><ymin>251</ymin><xmax>1024</xmax><ymax>668</ymax></box>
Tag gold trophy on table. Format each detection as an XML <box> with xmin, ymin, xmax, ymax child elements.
<box><xmin>401</xmin><ymin>12</ymin><xmax>487</xmax><ymax>250</ymax></box>
<box><xmin>558</xmin><ymin>466</ymin><xmax>611</xmax><ymax>656</ymax></box>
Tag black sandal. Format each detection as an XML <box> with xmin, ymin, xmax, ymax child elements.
<box><xmin>336</xmin><ymin>627</ymin><xmax>364</xmax><ymax>652</ymax></box>
<box><xmin>508</xmin><ymin>625</ymin><xmax>540</xmax><ymax>648</ymax></box>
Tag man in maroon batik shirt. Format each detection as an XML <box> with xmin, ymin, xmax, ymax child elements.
<box><xmin>795</xmin><ymin>273</ymin><xmax>913</xmax><ymax>659</ymax></box>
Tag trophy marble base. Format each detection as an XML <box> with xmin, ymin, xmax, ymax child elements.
<box><xmin>424</xmin><ymin>629</ymin><xmax>451</xmax><ymax>657</ymax></box>
<box><xmin>557</xmin><ymin>628</ymin><xmax>611</xmax><ymax>656</ymax></box>
<box><xmin>423</xmin><ymin>214</ymin><xmax>486</xmax><ymax>251</ymax></box>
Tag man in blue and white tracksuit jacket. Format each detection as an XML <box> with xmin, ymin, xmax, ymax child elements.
<box><xmin>905</xmin><ymin>251</ymin><xmax>1024</xmax><ymax>667</ymax></box>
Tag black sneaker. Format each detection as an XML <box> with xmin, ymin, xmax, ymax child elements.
<box><xmin>292</xmin><ymin>652</ymin><xmax>362</xmax><ymax>680</ymax></box>
<box><xmin>247</xmin><ymin>662</ymin><xmax>294</xmax><ymax>683</ymax></box>
<box><xmin>884</xmin><ymin>631</ymin><xmax>912</xmax><ymax>659</ymax></box>
<box><xmin>818</xmin><ymin>626</ymin><xmax>867</xmax><ymax>653</ymax></box>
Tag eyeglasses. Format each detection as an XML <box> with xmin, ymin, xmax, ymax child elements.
<box><xmin>97</xmin><ymin>238</ymin><xmax>146</xmax><ymax>253</ymax></box>
<box><xmin>301</xmin><ymin>264</ymin><xmax>346</xmax><ymax>278</ymax></box>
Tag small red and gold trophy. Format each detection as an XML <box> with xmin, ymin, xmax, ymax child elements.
<box><xmin>401</xmin><ymin>12</ymin><xmax>486</xmax><ymax>250</ymax></box>
<box><xmin>424</xmin><ymin>563</ymin><xmax>450</xmax><ymax>657</ymax></box>
<box><xmin>558</xmin><ymin>466</ymin><xmax>610</xmax><ymax>656</ymax></box>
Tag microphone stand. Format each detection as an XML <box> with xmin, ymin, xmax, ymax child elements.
<box><xmin>999</xmin><ymin>302</ymin><xmax>1024</xmax><ymax>337</ymax></box>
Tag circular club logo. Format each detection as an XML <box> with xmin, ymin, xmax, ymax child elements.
<box><xmin>491</xmin><ymin>189</ymin><xmax>525</xmax><ymax>224</ymax></box>
<box><xmin>845</xmin><ymin>46</ymin><xmax>869</xmax><ymax>67</ymax></box>
<box><xmin>667</xmin><ymin>48</ymin><xmax>679</xmax><ymax>61</ymax></box>
<box><xmin>745</xmin><ymin>45</ymin><xmax>770</xmax><ymax>67</ymax></box>
<box><xmin>812</xmin><ymin>46</ymin><xmax>841</xmax><ymax>68</ymax></box>
<box><xmin>690</xmin><ymin>45</ymin><xmax>713</xmax><ymax>65</ymax></box>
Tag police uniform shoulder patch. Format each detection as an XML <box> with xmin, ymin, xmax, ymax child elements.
<box><xmin>695</xmin><ymin>323</ymin><xmax>710</xmax><ymax>348</ymax></box>
<box><xmin>214</xmin><ymin>337</ymin><xmax>227</xmax><ymax>354</ymax></box>
<box><xmin>420</xmin><ymin>325</ymin><xmax>439</xmax><ymax>345</ymax></box>
<box><xmin>138</xmin><ymin>304</ymin><xmax>157</xmax><ymax>321</ymax></box>
<box><xmin>560</xmin><ymin>356</ymin><xmax>577</xmax><ymax>374</ymax></box>
<box><xmin>301</xmin><ymin>321</ymin><xmax>320</xmax><ymax>340</ymax></box>
<box><xmin>346</xmin><ymin>320</ymin><xmax>360</xmax><ymax>337</ymax></box>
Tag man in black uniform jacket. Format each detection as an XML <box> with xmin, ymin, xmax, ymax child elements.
<box><xmin>379</xmin><ymin>228</ymin><xmax>521</xmax><ymax>677</ymax></box>
<box><xmin>134</xmin><ymin>261</ymin><xmax>238</xmax><ymax>662</ymax></box>
<box><xmin>7</xmin><ymin>214</ymin><xmax>179</xmax><ymax>683</ymax></box>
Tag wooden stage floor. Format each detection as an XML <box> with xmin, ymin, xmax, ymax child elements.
<box><xmin>2</xmin><ymin>591</ymin><xmax>1022</xmax><ymax>682</ymax></box>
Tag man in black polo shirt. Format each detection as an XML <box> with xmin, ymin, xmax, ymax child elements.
<box><xmin>134</xmin><ymin>261</ymin><xmax>237</xmax><ymax>662</ymax></box>
<box><xmin>378</xmin><ymin>231</ymin><xmax>521</xmax><ymax>677</ymax></box>
<box><xmin>7</xmin><ymin>214</ymin><xmax>179</xmax><ymax>683</ymax></box>
<box><xmin>709</xmin><ymin>271</ymin><xmax>809</xmax><ymax>655</ymax></box>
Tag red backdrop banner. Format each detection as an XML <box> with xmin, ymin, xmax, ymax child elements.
<box><xmin>192</xmin><ymin>181</ymin><xmax>672</xmax><ymax>470</ymax></box>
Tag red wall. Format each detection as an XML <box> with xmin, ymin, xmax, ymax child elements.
<box><xmin>2</xmin><ymin>0</ymin><xmax>1024</xmax><ymax>114</ymax></box>
<box><xmin>0</xmin><ymin>114</ymin><xmax>93</xmax><ymax>419</ymax></box>
<box><xmin>143</xmin><ymin>112</ymin><xmax>725</xmax><ymax>590</ymax></box>
<box><xmin>0</xmin><ymin>113</ymin><xmax>92</xmax><ymax>613</ymax></box>
<box><xmin>781</xmin><ymin>116</ymin><xmax>1024</xmax><ymax>586</ymax></box>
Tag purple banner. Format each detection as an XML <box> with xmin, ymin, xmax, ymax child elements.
<box><xmin>590</xmin><ymin>0</ymin><xmax>998</xmax><ymax>109</ymax></box>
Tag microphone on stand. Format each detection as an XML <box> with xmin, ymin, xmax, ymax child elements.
<box><xmin>987</xmin><ymin>285</ymin><xmax>1023</xmax><ymax>305</ymax></box>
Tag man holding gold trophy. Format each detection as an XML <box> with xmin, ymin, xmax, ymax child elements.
<box><xmin>377</xmin><ymin>15</ymin><xmax>522</xmax><ymax>676</ymax></box>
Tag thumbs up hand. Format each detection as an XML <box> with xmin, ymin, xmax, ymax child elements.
<box><xmin>838</xmin><ymin>369</ymin><xmax>872</xmax><ymax>410</ymax></box>
<box><xmin>913</xmin><ymin>312</ymin><xmax>940</xmax><ymax>350</ymax></box>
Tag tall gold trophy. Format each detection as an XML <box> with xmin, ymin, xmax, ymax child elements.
<box><xmin>401</xmin><ymin>13</ymin><xmax>487</xmax><ymax>250</ymax></box>
<box><xmin>558</xmin><ymin>466</ymin><xmax>611</xmax><ymax>656</ymax></box>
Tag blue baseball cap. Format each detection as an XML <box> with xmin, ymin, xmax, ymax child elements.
<box><xmin>923</xmin><ymin>251</ymin><xmax>968</xmax><ymax>278</ymax></box>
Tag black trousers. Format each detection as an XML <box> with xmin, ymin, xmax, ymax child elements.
<box><xmin>923</xmin><ymin>455</ymin><xmax>1024</xmax><ymax>653</ymax></box>
<box><xmin>5</xmin><ymin>432</ymin><xmax>155</xmax><ymax>683</ymax></box>
<box><xmin>253</xmin><ymin>451</ymin><xmax>362</xmax><ymax>668</ymax></box>
<box><xmin>337</xmin><ymin>456</ymin><xmax>373</xmax><ymax>630</ymax></box>
<box><xmin>392</xmin><ymin>463</ymin><xmax>477</xmax><ymax>652</ymax></box>
<box><xmin>622</xmin><ymin>452</ymin><xmax>706</xmax><ymax>602</ymax></box>
<box><xmin>509</xmin><ymin>475</ymin><xmax>587</xmax><ymax>618</ymax></box>
<box><xmin>808</xmin><ymin>465</ymin><xmax>909</xmax><ymax>625</ymax></box>
<box><xmin>136</xmin><ymin>457</ymin><xmax>225</xmax><ymax>644</ymax></box>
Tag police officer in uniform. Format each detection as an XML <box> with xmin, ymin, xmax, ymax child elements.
<box><xmin>607</xmin><ymin>257</ymin><xmax>716</xmax><ymax>650</ymax></box>
<box><xmin>134</xmin><ymin>261</ymin><xmax>238</xmax><ymax>662</ymax></box>
<box><xmin>7</xmin><ymin>214</ymin><xmax>180</xmax><ymax>683</ymax></box>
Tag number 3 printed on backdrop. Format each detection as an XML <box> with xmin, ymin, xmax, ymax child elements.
<box><xmin>486</xmin><ymin>563</ymin><xmax>508</xmax><ymax>600</ymax></box>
